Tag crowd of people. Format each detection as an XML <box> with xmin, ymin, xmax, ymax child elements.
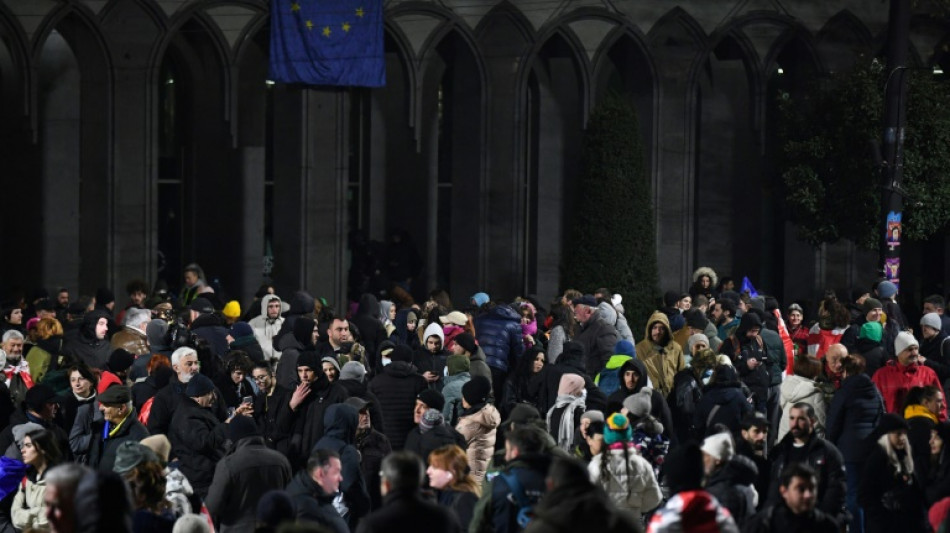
<box><xmin>0</xmin><ymin>263</ymin><xmax>947</xmax><ymax>532</ymax></box>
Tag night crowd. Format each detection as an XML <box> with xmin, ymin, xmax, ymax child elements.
<box><xmin>0</xmin><ymin>263</ymin><xmax>948</xmax><ymax>533</ymax></box>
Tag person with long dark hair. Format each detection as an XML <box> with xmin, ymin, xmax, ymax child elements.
<box><xmin>12</xmin><ymin>428</ymin><xmax>63</xmax><ymax>531</ymax></box>
<box><xmin>546</xmin><ymin>303</ymin><xmax>577</xmax><ymax>364</ymax></box>
<box><xmin>502</xmin><ymin>345</ymin><xmax>547</xmax><ymax>416</ymax></box>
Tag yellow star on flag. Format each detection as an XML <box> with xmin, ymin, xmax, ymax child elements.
<box><xmin>342</xmin><ymin>21</ymin><xmax>351</xmax><ymax>32</ymax></box>
<box><xmin>290</xmin><ymin>2</ymin><xmax>300</xmax><ymax>12</ymax></box>
<box><xmin>305</xmin><ymin>20</ymin><xmax>314</xmax><ymax>30</ymax></box>
<box><xmin>356</xmin><ymin>7</ymin><xmax>365</xmax><ymax>18</ymax></box>
<box><xmin>323</xmin><ymin>26</ymin><xmax>331</xmax><ymax>37</ymax></box>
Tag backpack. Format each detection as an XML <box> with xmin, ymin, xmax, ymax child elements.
<box><xmin>499</xmin><ymin>472</ymin><xmax>540</xmax><ymax>531</ymax></box>
<box><xmin>595</xmin><ymin>369</ymin><xmax>622</xmax><ymax>398</ymax></box>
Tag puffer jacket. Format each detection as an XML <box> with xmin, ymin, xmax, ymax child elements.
<box><xmin>455</xmin><ymin>403</ymin><xmax>500</xmax><ymax>484</ymax></box>
<box><xmin>825</xmin><ymin>372</ymin><xmax>884</xmax><ymax>462</ymax></box>
<box><xmin>110</xmin><ymin>327</ymin><xmax>149</xmax><ymax>357</ymax></box>
<box><xmin>169</xmin><ymin>397</ymin><xmax>228</xmax><ymax>498</ymax></box>
<box><xmin>574</xmin><ymin>311</ymin><xmax>620</xmax><ymax>376</ymax></box>
<box><xmin>11</xmin><ymin>469</ymin><xmax>47</xmax><ymax>531</ymax></box>
<box><xmin>694</xmin><ymin>367</ymin><xmax>751</xmax><ymax>438</ymax></box>
<box><xmin>368</xmin><ymin>361</ymin><xmax>427</xmax><ymax>450</ymax></box>
<box><xmin>635</xmin><ymin>311</ymin><xmax>685</xmax><ymax>397</ymax></box>
<box><xmin>249</xmin><ymin>294</ymin><xmax>285</xmax><ymax>363</ymax></box>
<box><xmin>597</xmin><ymin>302</ymin><xmax>634</xmax><ymax>344</ymax></box>
<box><xmin>872</xmin><ymin>359</ymin><xmax>947</xmax><ymax>418</ymax></box>
<box><xmin>777</xmin><ymin>374</ymin><xmax>827</xmax><ymax>442</ymax></box>
<box><xmin>588</xmin><ymin>444</ymin><xmax>662</xmax><ymax>516</ymax></box>
<box><xmin>474</xmin><ymin>305</ymin><xmax>524</xmax><ymax>372</ymax></box>
<box><xmin>704</xmin><ymin>455</ymin><xmax>759</xmax><ymax>527</ymax></box>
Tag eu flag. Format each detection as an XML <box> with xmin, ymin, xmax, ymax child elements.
<box><xmin>269</xmin><ymin>0</ymin><xmax>385</xmax><ymax>88</ymax></box>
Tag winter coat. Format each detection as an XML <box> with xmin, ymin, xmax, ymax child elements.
<box><xmin>667</xmin><ymin>367</ymin><xmax>704</xmax><ymax>444</ymax></box>
<box><xmin>275</xmin><ymin>334</ymin><xmax>306</xmax><ymax>390</ymax></box>
<box><xmin>859</xmin><ymin>434</ymin><xmax>929</xmax><ymax>533</ymax></box>
<box><xmin>588</xmin><ymin>445</ymin><xmax>662</xmax><ymax>516</ymax></box>
<box><xmin>855</xmin><ymin>337</ymin><xmax>888</xmax><ymax>377</ymax></box>
<box><xmin>525</xmin><ymin>482</ymin><xmax>640</xmax><ymax>533</ymax></box>
<box><xmin>474</xmin><ymin>305</ymin><xmax>525</xmax><ymax>373</ymax></box>
<box><xmin>759</xmin><ymin>328</ymin><xmax>786</xmax><ymax>387</ymax></box>
<box><xmin>825</xmin><ymin>373</ymin><xmax>884</xmax><ymax>462</ymax></box>
<box><xmin>635</xmin><ymin>312</ymin><xmax>685</xmax><ymax>397</ymax></box>
<box><xmin>190</xmin><ymin>312</ymin><xmax>231</xmax><ymax>358</ymax></box>
<box><xmin>597</xmin><ymin>302</ymin><xmax>634</xmax><ymax>344</ymax></box>
<box><xmin>705</xmin><ymin>456</ymin><xmax>759</xmax><ymax>527</ymax></box>
<box><xmin>742</xmin><ymin>503</ymin><xmax>839</xmax><ymax>533</ymax></box>
<box><xmin>404</xmin><ymin>423</ymin><xmax>467</xmax><ymax>464</ymax></box>
<box><xmin>442</xmin><ymin>372</ymin><xmax>470</xmax><ymax>426</ymax></box>
<box><xmin>110</xmin><ymin>326</ymin><xmax>150</xmax><ymax>357</ymax></box>
<box><xmin>355</xmin><ymin>488</ymin><xmax>461</xmax><ymax>533</ymax></box>
<box><xmin>353</xmin><ymin>294</ymin><xmax>389</xmax><ymax>371</ymax></box>
<box><xmin>767</xmin><ymin>434</ymin><xmax>846</xmax><ymax>522</ymax></box>
<box><xmin>872</xmin><ymin>360</ymin><xmax>946</xmax><ymax>418</ymax></box>
<box><xmin>62</xmin><ymin>310</ymin><xmax>112</xmax><ymax>369</ymax></box>
<box><xmin>313</xmin><ymin>403</ymin><xmax>370</xmax><ymax>525</ymax></box>
<box><xmin>456</xmin><ymin>403</ymin><xmax>500</xmax><ymax>484</ymax></box>
<box><xmin>470</xmin><ymin>454</ymin><xmax>550</xmax><ymax>533</ymax></box>
<box><xmin>469</xmin><ymin>348</ymin><xmax>493</xmax><ymax>392</ymax></box>
<box><xmin>286</xmin><ymin>470</ymin><xmax>349</xmax><ymax>533</ymax></box>
<box><xmin>248</xmin><ymin>294</ymin><xmax>286</xmax><ymax>363</ymax></box>
<box><xmin>337</xmin><ymin>377</ymin><xmax>386</xmax><ymax>433</ymax></box>
<box><xmin>921</xmin><ymin>331</ymin><xmax>950</xmax><ymax>382</ymax></box>
<box><xmin>368</xmin><ymin>361</ymin><xmax>427</xmax><ymax>450</ymax></box>
<box><xmin>252</xmin><ymin>384</ymin><xmax>295</xmax><ymax>455</ymax></box>
<box><xmin>648</xmin><ymin>490</ymin><xmax>739</xmax><ymax>533</ymax></box>
<box><xmin>776</xmin><ymin>375</ymin><xmax>827</xmax><ymax>442</ymax></box>
<box><xmin>547</xmin><ymin>325</ymin><xmax>568</xmax><ymax>363</ymax></box>
<box><xmin>11</xmin><ymin>469</ymin><xmax>47</xmax><ymax>531</ymax></box>
<box><xmin>605</xmin><ymin>359</ymin><xmax>677</xmax><ymax>445</ymax></box>
<box><xmin>228</xmin><ymin>335</ymin><xmax>265</xmax><ymax>364</ymax></box>
<box><xmin>88</xmin><ymin>413</ymin><xmax>150</xmax><ymax>472</ymax></box>
<box><xmin>574</xmin><ymin>311</ymin><xmax>620</xmax><ymax>376</ymax></box>
<box><xmin>437</xmin><ymin>489</ymin><xmax>479</xmax><ymax>531</ymax></box>
<box><xmin>291</xmin><ymin>376</ymin><xmax>348</xmax><ymax>467</ymax></box>
<box><xmin>905</xmin><ymin>404</ymin><xmax>938</xmax><ymax>485</ymax></box>
<box><xmin>204</xmin><ymin>436</ymin><xmax>292</xmax><ymax>533</ymax></box>
<box><xmin>721</xmin><ymin>314</ymin><xmax>771</xmax><ymax>405</ymax></box>
<box><xmin>355</xmin><ymin>427</ymin><xmax>392</xmax><ymax>510</ymax></box>
<box><xmin>595</xmin><ymin>354</ymin><xmax>633</xmax><ymax>398</ymax></box>
<box><xmin>169</xmin><ymin>397</ymin><xmax>228</xmax><ymax>498</ymax></box>
<box><xmin>694</xmin><ymin>372</ymin><xmax>751</xmax><ymax>438</ymax></box>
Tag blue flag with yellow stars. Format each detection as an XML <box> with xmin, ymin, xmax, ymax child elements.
<box><xmin>269</xmin><ymin>0</ymin><xmax>385</xmax><ymax>87</ymax></box>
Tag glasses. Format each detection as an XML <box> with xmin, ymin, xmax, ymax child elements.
<box><xmin>252</xmin><ymin>375</ymin><xmax>270</xmax><ymax>382</ymax></box>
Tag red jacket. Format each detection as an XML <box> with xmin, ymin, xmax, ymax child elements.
<box><xmin>872</xmin><ymin>360</ymin><xmax>947</xmax><ymax>420</ymax></box>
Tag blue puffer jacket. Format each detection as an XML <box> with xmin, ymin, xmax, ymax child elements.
<box><xmin>825</xmin><ymin>372</ymin><xmax>884</xmax><ymax>463</ymax></box>
<box><xmin>474</xmin><ymin>305</ymin><xmax>524</xmax><ymax>373</ymax></box>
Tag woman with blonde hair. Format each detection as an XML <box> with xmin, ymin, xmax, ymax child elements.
<box><xmin>427</xmin><ymin>444</ymin><xmax>480</xmax><ymax>529</ymax></box>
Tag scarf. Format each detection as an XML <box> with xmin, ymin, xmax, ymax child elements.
<box><xmin>547</xmin><ymin>390</ymin><xmax>586</xmax><ymax>451</ymax></box>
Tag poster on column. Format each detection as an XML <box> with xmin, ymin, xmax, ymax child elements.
<box><xmin>887</xmin><ymin>211</ymin><xmax>901</xmax><ymax>249</ymax></box>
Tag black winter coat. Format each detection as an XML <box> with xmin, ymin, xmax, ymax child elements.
<box><xmin>604</xmin><ymin>358</ymin><xmax>677</xmax><ymax>445</ymax></box>
<box><xmin>204</xmin><ymin>436</ymin><xmax>292</xmax><ymax>533</ymax></box>
<box><xmin>286</xmin><ymin>470</ymin><xmax>349</xmax><ymax>533</ymax></box>
<box><xmin>705</xmin><ymin>455</ymin><xmax>758</xmax><ymax>527</ymax></box>
<box><xmin>524</xmin><ymin>483</ymin><xmax>639</xmax><ymax>533</ymax></box>
<box><xmin>291</xmin><ymin>375</ymin><xmax>348</xmax><ymax>467</ymax></box>
<box><xmin>353</xmin><ymin>294</ymin><xmax>388</xmax><ymax>371</ymax></box>
<box><xmin>693</xmin><ymin>380</ymin><xmax>751</xmax><ymax>438</ymax></box>
<box><xmin>169</xmin><ymin>398</ymin><xmax>228</xmax><ymax>498</ymax></box>
<box><xmin>253</xmin><ymin>384</ymin><xmax>295</xmax><ymax>456</ymax></box>
<box><xmin>190</xmin><ymin>313</ymin><xmax>231</xmax><ymax>358</ymax></box>
<box><xmin>572</xmin><ymin>313</ymin><xmax>619</xmax><ymax>376</ymax></box>
<box><xmin>355</xmin><ymin>488</ymin><xmax>461</xmax><ymax>533</ymax></box>
<box><xmin>356</xmin><ymin>428</ymin><xmax>392</xmax><ymax>510</ymax></box>
<box><xmin>825</xmin><ymin>373</ymin><xmax>884</xmax><ymax>462</ymax></box>
<box><xmin>367</xmin><ymin>361</ymin><xmax>427</xmax><ymax>450</ymax></box>
<box><xmin>62</xmin><ymin>310</ymin><xmax>112</xmax><ymax>369</ymax></box>
<box><xmin>88</xmin><ymin>414</ymin><xmax>150</xmax><ymax>472</ymax></box>
<box><xmin>858</xmin><ymin>441</ymin><xmax>929</xmax><ymax>533</ymax></box>
<box><xmin>767</xmin><ymin>434</ymin><xmax>847</xmax><ymax>522</ymax></box>
<box><xmin>404</xmin><ymin>424</ymin><xmax>467</xmax><ymax>464</ymax></box>
<box><xmin>742</xmin><ymin>503</ymin><xmax>839</xmax><ymax>533</ymax></box>
<box><xmin>474</xmin><ymin>306</ymin><xmax>525</xmax><ymax>373</ymax></box>
<box><xmin>855</xmin><ymin>337</ymin><xmax>888</xmax><ymax>378</ymax></box>
<box><xmin>313</xmin><ymin>403</ymin><xmax>371</xmax><ymax>526</ymax></box>
<box><xmin>338</xmin><ymin>378</ymin><xmax>386</xmax><ymax>432</ymax></box>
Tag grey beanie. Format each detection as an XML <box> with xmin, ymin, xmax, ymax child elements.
<box><xmin>339</xmin><ymin>361</ymin><xmax>366</xmax><ymax>382</ymax></box>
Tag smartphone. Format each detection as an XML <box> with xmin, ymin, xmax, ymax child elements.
<box><xmin>242</xmin><ymin>396</ymin><xmax>253</xmax><ymax>405</ymax></box>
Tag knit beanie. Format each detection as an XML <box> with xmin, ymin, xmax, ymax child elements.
<box><xmin>418</xmin><ymin>389</ymin><xmax>446</xmax><ymax>411</ymax></box>
<box><xmin>863</xmin><ymin>298</ymin><xmax>883</xmax><ymax>314</ymax></box>
<box><xmin>663</xmin><ymin>443</ymin><xmax>705</xmax><ymax>493</ymax></box>
<box><xmin>894</xmin><ymin>331</ymin><xmax>919</xmax><ymax>356</ymax></box>
<box><xmin>454</xmin><ymin>333</ymin><xmax>477</xmax><ymax>355</ymax></box>
<box><xmin>108</xmin><ymin>349</ymin><xmax>135</xmax><ymax>373</ymax></box>
<box><xmin>462</xmin><ymin>376</ymin><xmax>492</xmax><ymax>406</ymax></box>
<box><xmin>146</xmin><ymin>319</ymin><xmax>170</xmax><ymax>351</ymax></box>
<box><xmin>581</xmin><ymin>410</ymin><xmax>604</xmax><ymax>424</ymax></box>
<box><xmin>446</xmin><ymin>354</ymin><xmax>470</xmax><ymax>375</ymax></box>
<box><xmin>420</xmin><ymin>409</ymin><xmax>444</xmax><ymax>433</ymax></box>
<box><xmin>222</xmin><ymin>301</ymin><xmax>241</xmax><ymax>320</ymax></box>
<box><xmin>390</xmin><ymin>344</ymin><xmax>413</xmax><ymax>363</ymax></box>
<box><xmin>877</xmin><ymin>281</ymin><xmax>898</xmax><ymax>299</ymax></box>
<box><xmin>687</xmin><ymin>333</ymin><xmax>709</xmax><ymax>353</ymax></box>
<box><xmin>684</xmin><ymin>309</ymin><xmax>709</xmax><ymax>330</ymax></box>
<box><xmin>859</xmin><ymin>321</ymin><xmax>883</xmax><ymax>342</ymax></box>
<box><xmin>228</xmin><ymin>414</ymin><xmax>259</xmax><ymax>443</ymax></box>
<box><xmin>229</xmin><ymin>321</ymin><xmax>254</xmax><ymax>339</ymax></box>
<box><xmin>922</xmin><ymin>313</ymin><xmax>942</xmax><ymax>333</ymax></box>
<box><xmin>471</xmin><ymin>293</ymin><xmax>490</xmax><ymax>307</ymax></box>
<box><xmin>296</xmin><ymin>350</ymin><xmax>320</xmax><ymax>370</ymax></box>
<box><xmin>185</xmin><ymin>374</ymin><xmax>215</xmax><ymax>398</ymax></box>
<box><xmin>557</xmin><ymin>374</ymin><xmax>585</xmax><ymax>396</ymax></box>
<box><xmin>604</xmin><ymin>413</ymin><xmax>633</xmax><ymax>445</ymax></box>
<box><xmin>257</xmin><ymin>491</ymin><xmax>294</xmax><ymax>529</ymax></box>
<box><xmin>613</xmin><ymin>340</ymin><xmax>635</xmax><ymax>357</ymax></box>
<box><xmin>339</xmin><ymin>361</ymin><xmax>366</xmax><ymax>382</ymax></box>
<box><xmin>622</xmin><ymin>388</ymin><xmax>653</xmax><ymax>419</ymax></box>
<box><xmin>701</xmin><ymin>432</ymin><xmax>735</xmax><ymax>462</ymax></box>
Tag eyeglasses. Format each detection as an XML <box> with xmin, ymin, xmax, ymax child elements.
<box><xmin>252</xmin><ymin>375</ymin><xmax>270</xmax><ymax>382</ymax></box>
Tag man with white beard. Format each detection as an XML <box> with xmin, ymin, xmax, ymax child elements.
<box><xmin>0</xmin><ymin>330</ymin><xmax>31</xmax><ymax>407</ymax></box>
<box><xmin>146</xmin><ymin>346</ymin><xmax>215</xmax><ymax>434</ymax></box>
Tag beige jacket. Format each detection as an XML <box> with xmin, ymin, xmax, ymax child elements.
<box><xmin>12</xmin><ymin>472</ymin><xmax>47</xmax><ymax>531</ymax></box>
<box><xmin>635</xmin><ymin>311</ymin><xmax>686</xmax><ymax>397</ymax></box>
<box><xmin>456</xmin><ymin>403</ymin><xmax>500</xmax><ymax>484</ymax></box>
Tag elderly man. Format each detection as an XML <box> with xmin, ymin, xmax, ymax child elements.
<box><xmin>87</xmin><ymin>385</ymin><xmax>149</xmax><ymax>472</ymax></box>
<box><xmin>44</xmin><ymin>463</ymin><xmax>92</xmax><ymax>533</ymax></box>
<box><xmin>572</xmin><ymin>295</ymin><xmax>620</xmax><ymax>377</ymax></box>
<box><xmin>872</xmin><ymin>331</ymin><xmax>946</xmax><ymax>419</ymax></box>
<box><xmin>1</xmin><ymin>330</ymin><xmax>24</xmax><ymax>366</ymax></box>
<box><xmin>110</xmin><ymin>307</ymin><xmax>150</xmax><ymax>358</ymax></box>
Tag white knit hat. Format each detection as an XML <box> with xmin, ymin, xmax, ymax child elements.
<box><xmin>701</xmin><ymin>432</ymin><xmax>735</xmax><ymax>462</ymax></box>
<box><xmin>894</xmin><ymin>331</ymin><xmax>919</xmax><ymax>356</ymax></box>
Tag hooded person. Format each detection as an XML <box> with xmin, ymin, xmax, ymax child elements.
<box><xmin>634</xmin><ymin>311</ymin><xmax>685</xmax><ymax>398</ymax></box>
<box><xmin>271</xmin><ymin>290</ymin><xmax>317</xmax><ymax>350</ymax></box>
<box><xmin>275</xmin><ymin>317</ymin><xmax>317</xmax><ymax>390</ymax></box>
<box><xmin>392</xmin><ymin>309</ymin><xmax>421</xmax><ymax>351</ymax></box>
<box><xmin>63</xmin><ymin>309</ymin><xmax>112</xmax><ymax>370</ymax></box>
<box><xmin>667</xmin><ymin>347</ymin><xmax>720</xmax><ymax>444</ymax></box>
<box><xmin>720</xmin><ymin>312</ymin><xmax>771</xmax><ymax>414</ymax></box>
<box><xmin>352</xmin><ymin>294</ymin><xmax>389</xmax><ymax>372</ymax></box>
<box><xmin>336</xmin><ymin>360</ymin><xmax>386</xmax><ymax>433</ymax></box>
<box><xmin>313</xmin><ymin>403</ymin><xmax>370</xmax><ymax>528</ymax></box>
<box><xmin>694</xmin><ymin>364</ymin><xmax>752</xmax><ymax>438</ymax></box>
<box><xmin>249</xmin><ymin>294</ymin><xmax>288</xmax><ymax>364</ymax></box>
<box><xmin>414</xmin><ymin>322</ymin><xmax>448</xmax><ymax>386</ymax></box>
<box><xmin>606</xmin><ymin>357</ymin><xmax>676</xmax><ymax>446</ymax></box>
<box><xmin>455</xmin><ymin>376</ymin><xmax>500</xmax><ymax>484</ymax></box>
<box><xmin>690</xmin><ymin>267</ymin><xmax>719</xmax><ymax>302</ymax></box>
<box><xmin>594</xmin><ymin>340</ymin><xmax>635</xmax><ymax>397</ymax></box>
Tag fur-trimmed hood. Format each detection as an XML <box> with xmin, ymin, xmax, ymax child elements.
<box><xmin>692</xmin><ymin>267</ymin><xmax>718</xmax><ymax>288</ymax></box>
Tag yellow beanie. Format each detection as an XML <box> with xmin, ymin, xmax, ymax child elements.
<box><xmin>222</xmin><ymin>300</ymin><xmax>241</xmax><ymax>319</ymax></box>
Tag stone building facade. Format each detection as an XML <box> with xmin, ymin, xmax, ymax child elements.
<box><xmin>0</xmin><ymin>0</ymin><xmax>947</xmax><ymax>310</ymax></box>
